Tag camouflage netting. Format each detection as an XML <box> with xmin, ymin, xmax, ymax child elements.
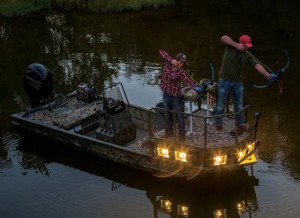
<box><xmin>27</xmin><ymin>97</ymin><xmax>99</xmax><ymax>129</ymax></box>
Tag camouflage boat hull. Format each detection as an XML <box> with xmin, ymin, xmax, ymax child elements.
<box><xmin>11</xmin><ymin>84</ymin><xmax>260</xmax><ymax>179</ymax></box>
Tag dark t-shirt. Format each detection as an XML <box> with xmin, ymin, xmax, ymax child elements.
<box><xmin>219</xmin><ymin>46</ymin><xmax>258</xmax><ymax>81</ymax></box>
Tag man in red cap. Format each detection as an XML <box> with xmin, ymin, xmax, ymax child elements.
<box><xmin>214</xmin><ymin>35</ymin><xmax>273</xmax><ymax>133</ymax></box>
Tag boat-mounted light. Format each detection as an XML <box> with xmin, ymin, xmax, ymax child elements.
<box><xmin>175</xmin><ymin>151</ymin><xmax>187</xmax><ymax>162</ymax></box>
<box><xmin>157</xmin><ymin>146</ymin><xmax>188</xmax><ymax>162</ymax></box>
<box><xmin>237</xmin><ymin>141</ymin><xmax>257</xmax><ymax>163</ymax></box>
<box><xmin>177</xmin><ymin>205</ymin><xmax>189</xmax><ymax>217</ymax></box>
<box><xmin>214</xmin><ymin>209</ymin><xmax>226</xmax><ymax>218</ymax></box>
<box><xmin>239</xmin><ymin>151</ymin><xmax>245</xmax><ymax>157</ymax></box>
<box><xmin>157</xmin><ymin>147</ymin><xmax>169</xmax><ymax>158</ymax></box>
<box><xmin>160</xmin><ymin>198</ymin><xmax>172</xmax><ymax>212</ymax></box>
<box><xmin>214</xmin><ymin>155</ymin><xmax>227</xmax><ymax>166</ymax></box>
<box><xmin>237</xmin><ymin>149</ymin><xmax>246</xmax><ymax>162</ymax></box>
<box><xmin>239</xmin><ymin>153</ymin><xmax>257</xmax><ymax>165</ymax></box>
<box><xmin>247</xmin><ymin>142</ymin><xmax>255</xmax><ymax>151</ymax></box>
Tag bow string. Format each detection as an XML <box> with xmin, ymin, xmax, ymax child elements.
<box><xmin>249</xmin><ymin>50</ymin><xmax>289</xmax><ymax>94</ymax></box>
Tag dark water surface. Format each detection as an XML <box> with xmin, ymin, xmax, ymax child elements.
<box><xmin>1</xmin><ymin>1</ymin><xmax>300</xmax><ymax>217</ymax></box>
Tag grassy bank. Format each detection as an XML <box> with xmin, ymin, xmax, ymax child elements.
<box><xmin>0</xmin><ymin>0</ymin><xmax>174</xmax><ymax>17</ymax></box>
<box><xmin>0</xmin><ymin>0</ymin><xmax>50</xmax><ymax>17</ymax></box>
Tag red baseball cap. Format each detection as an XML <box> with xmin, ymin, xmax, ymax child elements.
<box><xmin>239</xmin><ymin>35</ymin><xmax>253</xmax><ymax>48</ymax></box>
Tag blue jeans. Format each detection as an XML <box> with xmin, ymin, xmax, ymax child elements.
<box><xmin>163</xmin><ymin>92</ymin><xmax>185</xmax><ymax>137</ymax></box>
<box><xmin>214</xmin><ymin>79</ymin><xmax>245</xmax><ymax>125</ymax></box>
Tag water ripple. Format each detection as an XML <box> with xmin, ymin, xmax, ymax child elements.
<box><xmin>0</xmin><ymin>130</ymin><xmax>22</xmax><ymax>171</ymax></box>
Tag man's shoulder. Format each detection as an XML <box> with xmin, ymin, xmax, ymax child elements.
<box><xmin>224</xmin><ymin>45</ymin><xmax>237</xmax><ymax>53</ymax></box>
<box><xmin>245</xmin><ymin>52</ymin><xmax>259</xmax><ymax>65</ymax></box>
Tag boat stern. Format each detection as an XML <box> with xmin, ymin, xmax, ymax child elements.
<box><xmin>151</xmin><ymin>137</ymin><xmax>260</xmax><ymax>177</ymax></box>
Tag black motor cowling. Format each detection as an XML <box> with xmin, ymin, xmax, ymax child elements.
<box><xmin>23</xmin><ymin>63</ymin><xmax>54</xmax><ymax>107</ymax></box>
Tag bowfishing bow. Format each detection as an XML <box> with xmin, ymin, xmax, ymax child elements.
<box><xmin>249</xmin><ymin>50</ymin><xmax>289</xmax><ymax>94</ymax></box>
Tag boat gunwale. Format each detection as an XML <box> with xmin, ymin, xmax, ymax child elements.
<box><xmin>11</xmin><ymin>112</ymin><xmax>153</xmax><ymax>157</ymax></box>
<box><xmin>11</xmin><ymin>101</ymin><xmax>256</xmax><ymax>152</ymax></box>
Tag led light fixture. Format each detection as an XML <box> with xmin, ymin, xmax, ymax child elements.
<box><xmin>175</xmin><ymin>151</ymin><xmax>187</xmax><ymax>162</ymax></box>
<box><xmin>247</xmin><ymin>142</ymin><xmax>255</xmax><ymax>151</ymax></box>
<box><xmin>157</xmin><ymin>147</ymin><xmax>169</xmax><ymax>158</ymax></box>
<box><xmin>214</xmin><ymin>155</ymin><xmax>227</xmax><ymax>166</ymax></box>
<box><xmin>237</xmin><ymin>149</ymin><xmax>246</xmax><ymax>162</ymax></box>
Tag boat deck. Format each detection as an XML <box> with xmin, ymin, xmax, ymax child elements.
<box><xmin>154</xmin><ymin>109</ymin><xmax>252</xmax><ymax>148</ymax></box>
<box><xmin>24</xmin><ymin>96</ymin><xmax>253</xmax><ymax>151</ymax></box>
<box><xmin>26</xmin><ymin>96</ymin><xmax>99</xmax><ymax>130</ymax></box>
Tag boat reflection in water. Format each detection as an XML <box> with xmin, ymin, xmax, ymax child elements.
<box><xmin>18</xmin><ymin>136</ymin><xmax>259</xmax><ymax>218</ymax></box>
<box><xmin>147</xmin><ymin>183</ymin><xmax>257</xmax><ymax>218</ymax></box>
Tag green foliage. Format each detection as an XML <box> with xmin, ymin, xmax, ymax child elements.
<box><xmin>53</xmin><ymin>0</ymin><xmax>174</xmax><ymax>13</ymax></box>
<box><xmin>0</xmin><ymin>0</ymin><xmax>174</xmax><ymax>17</ymax></box>
<box><xmin>0</xmin><ymin>0</ymin><xmax>51</xmax><ymax>17</ymax></box>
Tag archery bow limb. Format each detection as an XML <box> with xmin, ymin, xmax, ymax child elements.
<box><xmin>248</xmin><ymin>50</ymin><xmax>289</xmax><ymax>93</ymax></box>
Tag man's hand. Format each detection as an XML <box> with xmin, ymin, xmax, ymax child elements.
<box><xmin>236</xmin><ymin>43</ymin><xmax>247</xmax><ymax>52</ymax></box>
<box><xmin>194</xmin><ymin>86</ymin><xmax>203</xmax><ymax>93</ymax></box>
<box><xmin>270</xmin><ymin>73</ymin><xmax>277</xmax><ymax>79</ymax></box>
<box><xmin>170</xmin><ymin>59</ymin><xmax>177</xmax><ymax>66</ymax></box>
<box><xmin>269</xmin><ymin>73</ymin><xmax>277</xmax><ymax>81</ymax></box>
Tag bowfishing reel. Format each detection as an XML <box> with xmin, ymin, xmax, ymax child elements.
<box><xmin>194</xmin><ymin>79</ymin><xmax>211</xmax><ymax>100</ymax></box>
<box><xmin>198</xmin><ymin>79</ymin><xmax>218</xmax><ymax>94</ymax></box>
<box><xmin>181</xmin><ymin>79</ymin><xmax>218</xmax><ymax>101</ymax></box>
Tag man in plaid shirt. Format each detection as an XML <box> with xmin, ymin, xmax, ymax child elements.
<box><xmin>159</xmin><ymin>50</ymin><xmax>202</xmax><ymax>140</ymax></box>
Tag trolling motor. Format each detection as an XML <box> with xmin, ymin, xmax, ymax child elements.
<box><xmin>23</xmin><ymin>63</ymin><xmax>54</xmax><ymax>108</ymax></box>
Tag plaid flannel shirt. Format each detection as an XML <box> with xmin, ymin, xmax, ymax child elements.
<box><xmin>159</xmin><ymin>50</ymin><xmax>196</xmax><ymax>96</ymax></box>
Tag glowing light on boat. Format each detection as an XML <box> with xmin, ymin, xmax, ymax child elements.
<box><xmin>157</xmin><ymin>147</ymin><xmax>169</xmax><ymax>158</ymax></box>
<box><xmin>175</xmin><ymin>151</ymin><xmax>187</xmax><ymax>162</ymax></box>
<box><xmin>214</xmin><ymin>155</ymin><xmax>227</xmax><ymax>166</ymax></box>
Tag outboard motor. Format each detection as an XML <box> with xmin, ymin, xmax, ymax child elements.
<box><xmin>23</xmin><ymin>63</ymin><xmax>54</xmax><ymax>107</ymax></box>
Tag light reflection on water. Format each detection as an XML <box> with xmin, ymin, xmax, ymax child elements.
<box><xmin>1</xmin><ymin>134</ymin><xmax>259</xmax><ymax>218</ymax></box>
<box><xmin>113</xmin><ymin>72</ymin><xmax>162</xmax><ymax>107</ymax></box>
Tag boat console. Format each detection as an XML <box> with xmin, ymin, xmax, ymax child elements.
<box><xmin>94</xmin><ymin>96</ymin><xmax>136</xmax><ymax>145</ymax></box>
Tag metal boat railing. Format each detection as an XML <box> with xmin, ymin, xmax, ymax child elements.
<box><xmin>147</xmin><ymin>105</ymin><xmax>260</xmax><ymax>148</ymax></box>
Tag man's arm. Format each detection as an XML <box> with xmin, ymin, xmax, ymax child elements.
<box><xmin>159</xmin><ymin>50</ymin><xmax>181</xmax><ymax>68</ymax></box>
<box><xmin>254</xmin><ymin>63</ymin><xmax>273</xmax><ymax>80</ymax></box>
<box><xmin>180</xmin><ymin>71</ymin><xmax>197</xmax><ymax>89</ymax></box>
<box><xmin>159</xmin><ymin>50</ymin><xmax>172</xmax><ymax>63</ymax></box>
<box><xmin>221</xmin><ymin>35</ymin><xmax>246</xmax><ymax>51</ymax></box>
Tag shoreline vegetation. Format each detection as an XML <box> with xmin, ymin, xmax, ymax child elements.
<box><xmin>0</xmin><ymin>0</ymin><xmax>175</xmax><ymax>17</ymax></box>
